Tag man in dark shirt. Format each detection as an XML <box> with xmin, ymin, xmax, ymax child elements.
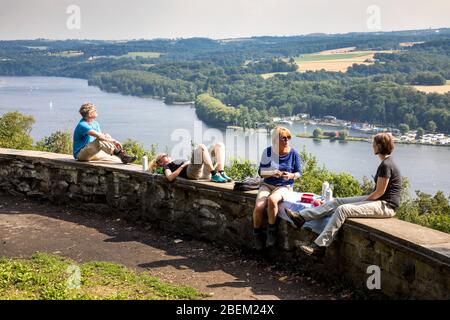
<box><xmin>286</xmin><ymin>133</ymin><xmax>402</xmax><ymax>256</ymax></box>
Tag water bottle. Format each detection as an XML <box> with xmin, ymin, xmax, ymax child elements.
<box><xmin>325</xmin><ymin>188</ymin><xmax>333</xmax><ymax>202</ymax></box>
<box><xmin>321</xmin><ymin>181</ymin><xmax>329</xmax><ymax>199</ymax></box>
<box><xmin>142</xmin><ymin>154</ymin><xmax>148</xmax><ymax>172</ymax></box>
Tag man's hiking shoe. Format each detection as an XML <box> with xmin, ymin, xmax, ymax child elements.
<box><xmin>211</xmin><ymin>172</ymin><xmax>227</xmax><ymax>183</ymax></box>
<box><xmin>285</xmin><ymin>208</ymin><xmax>306</xmax><ymax>229</ymax></box>
<box><xmin>300</xmin><ymin>242</ymin><xmax>326</xmax><ymax>257</ymax></box>
<box><xmin>220</xmin><ymin>171</ymin><xmax>232</xmax><ymax>182</ymax></box>
<box><xmin>118</xmin><ymin>151</ymin><xmax>137</xmax><ymax>164</ymax></box>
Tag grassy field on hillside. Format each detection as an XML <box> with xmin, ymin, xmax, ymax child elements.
<box><xmin>292</xmin><ymin>48</ymin><xmax>396</xmax><ymax>72</ymax></box>
<box><xmin>122</xmin><ymin>51</ymin><xmax>162</xmax><ymax>58</ymax></box>
<box><xmin>413</xmin><ymin>80</ymin><xmax>450</xmax><ymax>94</ymax></box>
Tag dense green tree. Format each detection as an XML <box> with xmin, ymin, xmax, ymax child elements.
<box><xmin>0</xmin><ymin>111</ymin><xmax>35</xmax><ymax>150</ymax></box>
<box><xmin>416</xmin><ymin>127</ymin><xmax>425</xmax><ymax>139</ymax></box>
<box><xmin>426</xmin><ymin>120</ymin><xmax>437</xmax><ymax>133</ymax></box>
<box><xmin>338</xmin><ymin>129</ymin><xmax>349</xmax><ymax>141</ymax></box>
<box><xmin>411</xmin><ymin>72</ymin><xmax>446</xmax><ymax>86</ymax></box>
<box><xmin>312</xmin><ymin>128</ymin><xmax>322</xmax><ymax>138</ymax></box>
<box><xmin>398</xmin><ymin>123</ymin><xmax>410</xmax><ymax>135</ymax></box>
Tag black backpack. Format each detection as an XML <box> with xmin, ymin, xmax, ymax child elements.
<box><xmin>233</xmin><ymin>177</ymin><xmax>262</xmax><ymax>191</ymax></box>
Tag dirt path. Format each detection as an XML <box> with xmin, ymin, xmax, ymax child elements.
<box><xmin>0</xmin><ymin>194</ymin><xmax>339</xmax><ymax>300</ymax></box>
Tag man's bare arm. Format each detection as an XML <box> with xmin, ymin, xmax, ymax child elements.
<box><xmin>88</xmin><ymin>130</ymin><xmax>122</xmax><ymax>149</ymax></box>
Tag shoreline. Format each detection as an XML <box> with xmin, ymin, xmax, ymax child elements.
<box><xmin>296</xmin><ymin>134</ymin><xmax>450</xmax><ymax>147</ymax></box>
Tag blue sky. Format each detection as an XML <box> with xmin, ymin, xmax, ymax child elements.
<box><xmin>1</xmin><ymin>0</ymin><xmax>449</xmax><ymax>40</ymax></box>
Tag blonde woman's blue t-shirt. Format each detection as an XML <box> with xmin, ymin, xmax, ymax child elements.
<box><xmin>258</xmin><ymin>147</ymin><xmax>302</xmax><ymax>186</ymax></box>
<box><xmin>73</xmin><ymin>119</ymin><xmax>101</xmax><ymax>158</ymax></box>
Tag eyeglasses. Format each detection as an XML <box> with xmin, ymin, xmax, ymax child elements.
<box><xmin>280</xmin><ymin>136</ymin><xmax>290</xmax><ymax>142</ymax></box>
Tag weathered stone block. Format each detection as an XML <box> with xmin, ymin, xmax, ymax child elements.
<box><xmin>81</xmin><ymin>174</ymin><xmax>98</xmax><ymax>186</ymax></box>
<box><xmin>81</xmin><ymin>184</ymin><xmax>94</xmax><ymax>195</ymax></box>
<box><xmin>53</xmin><ymin>181</ymin><xmax>69</xmax><ymax>193</ymax></box>
<box><xmin>193</xmin><ymin>198</ymin><xmax>221</xmax><ymax>209</ymax></box>
<box><xmin>17</xmin><ymin>181</ymin><xmax>31</xmax><ymax>193</ymax></box>
<box><xmin>198</xmin><ymin>207</ymin><xmax>216</xmax><ymax>219</ymax></box>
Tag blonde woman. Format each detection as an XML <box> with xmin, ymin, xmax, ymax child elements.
<box><xmin>149</xmin><ymin>143</ymin><xmax>232</xmax><ymax>183</ymax></box>
<box><xmin>252</xmin><ymin>126</ymin><xmax>302</xmax><ymax>250</ymax></box>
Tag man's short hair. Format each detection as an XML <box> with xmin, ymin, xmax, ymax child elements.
<box><xmin>79</xmin><ymin>103</ymin><xmax>96</xmax><ymax>119</ymax></box>
<box><xmin>373</xmin><ymin>133</ymin><xmax>395</xmax><ymax>155</ymax></box>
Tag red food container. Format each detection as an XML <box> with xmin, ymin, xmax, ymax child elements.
<box><xmin>300</xmin><ymin>193</ymin><xmax>315</xmax><ymax>204</ymax></box>
<box><xmin>313</xmin><ymin>199</ymin><xmax>322</xmax><ymax>207</ymax></box>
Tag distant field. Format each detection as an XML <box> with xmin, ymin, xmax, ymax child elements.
<box><xmin>123</xmin><ymin>51</ymin><xmax>161</xmax><ymax>58</ymax></box>
<box><xmin>295</xmin><ymin>52</ymin><xmax>371</xmax><ymax>62</ymax></box>
<box><xmin>51</xmin><ymin>50</ymin><xmax>83</xmax><ymax>57</ymax></box>
<box><xmin>400</xmin><ymin>41</ymin><xmax>424</xmax><ymax>47</ymax></box>
<box><xmin>140</xmin><ymin>63</ymin><xmax>156</xmax><ymax>68</ymax></box>
<box><xmin>292</xmin><ymin>48</ymin><xmax>396</xmax><ymax>72</ymax></box>
<box><xmin>317</xmin><ymin>47</ymin><xmax>356</xmax><ymax>55</ymax></box>
<box><xmin>260</xmin><ymin>72</ymin><xmax>289</xmax><ymax>79</ymax></box>
<box><xmin>26</xmin><ymin>46</ymin><xmax>48</xmax><ymax>51</ymax></box>
<box><xmin>413</xmin><ymin>81</ymin><xmax>450</xmax><ymax>94</ymax></box>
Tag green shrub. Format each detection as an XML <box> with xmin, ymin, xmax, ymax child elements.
<box><xmin>396</xmin><ymin>190</ymin><xmax>450</xmax><ymax>234</ymax></box>
<box><xmin>225</xmin><ymin>157</ymin><xmax>258</xmax><ymax>180</ymax></box>
<box><xmin>35</xmin><ymin>131</ymin><xmax>73</xmax><ymax>154</ymax></box>
<box><xmin>121</xmin><ymin>139</ymin><xmax>157</xmax><ymax>164</ymax></box>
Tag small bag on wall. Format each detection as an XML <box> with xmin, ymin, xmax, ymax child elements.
<box><xmin>233</xmin><ymin>177</ymin><xmax>262</xmax><ymax>191</ymax></box>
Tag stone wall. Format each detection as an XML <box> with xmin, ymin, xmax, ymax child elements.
<box><xmin>0</xmin><ymin>148</ymin><xmax>449</xmax><ymax>299</ymax></box>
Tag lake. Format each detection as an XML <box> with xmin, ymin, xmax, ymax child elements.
<box><xmin>0</xmin><ymin>76</ymin><xmax>449</xmax><ymax>195</ymax></box>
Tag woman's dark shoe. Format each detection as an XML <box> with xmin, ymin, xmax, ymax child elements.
<box><xmin>300</xmin><ymin>242</ymin><xmax>326</xmax><ymax>257</ymax></box>
<box><xmin>266</xmin><ymin>227</ymin><xmax>277</xmax><ymax>248</ymax></box>
<box><xmin>253</xmin><ymin>233</ymin><xmax>265</xmax><ymax>251</ymax></box>
<box><xmin>285</xmin><ymin>208</ymin><xmax>306</xmax><ymax>229</ymax></box>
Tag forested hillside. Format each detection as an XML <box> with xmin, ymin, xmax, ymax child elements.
<box><xmin>1</xmin><ymin>29</ymin><xmax>449</xmax><ymax>132</ymax></box>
